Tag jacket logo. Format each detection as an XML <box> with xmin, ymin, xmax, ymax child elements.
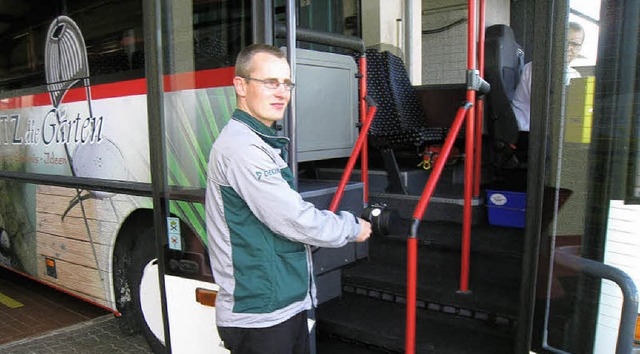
<box><xmin>255</xmin><ymin>168</ymin><xmax>280</xmax><ymax>180</ymax></box>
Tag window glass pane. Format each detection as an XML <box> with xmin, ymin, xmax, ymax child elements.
<box><xmin>0</xmin><ymin>0</ymin><xmax>144</xmax><ymax>93</ymax></box>
<box><xmin>541</xmin><ymin>1</ymin><xmax>640</xmax><ymax>352</ymax></box>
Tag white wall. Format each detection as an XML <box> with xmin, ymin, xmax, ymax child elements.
<box><xmin>421</xmin><ymin>0</ymin><xmax>509</xmax><ymax>85</ymax></box>
<box><xmin>361</xmin><ymin>0</ymin><xmax>422</xmax><ymax>85</ymax></box>
<box><xmin>594</xmin><ymin>201</ymin><xmax>640</xmax><ymax>353</ymax></box>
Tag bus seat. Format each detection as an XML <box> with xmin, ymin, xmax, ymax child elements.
<box><xmin>365</xmin><ymin>49</ymin><xmax>446</xmax><ymax>151</ymax></box>
<box><xmin>484</xmin><ymin>24</ymin><xmax>524</xmax><ymax>166</ymax></box>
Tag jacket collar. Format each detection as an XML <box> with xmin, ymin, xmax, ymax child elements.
<box><xmin>232</xmin><ymin>109</ymin><xmax>289</xmax><ymax>150</ymax></box>
<box><xmin>233</xmin><ymin>109</ymin><xmax>289</xmax><ymax>149</ymax></box>
<box><xmin>232</xmin><ymin>109</ymin><xmax>293</xmax><ymax>188</ymax></box>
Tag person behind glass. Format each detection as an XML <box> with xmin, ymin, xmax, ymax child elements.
<box><xmin>205</xmin><ymin>43</ymin><xmax>372</xmax><ymax>354</ymax></box>
<box><xmin>511</xmin><ymin>21</ymin><xmax>586</xmax><ymax>132</ymax></box>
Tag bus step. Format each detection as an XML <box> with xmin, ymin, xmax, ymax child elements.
<box><xmin>316</xmin><ymin>292</ymin><xmax>514</xmax><ymax>354</ymax></box>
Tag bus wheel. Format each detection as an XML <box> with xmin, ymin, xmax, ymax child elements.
<box><xmin>115</xmin><ymin>226</ymin><xmax>166</xmax><ymax>353</ymax></box>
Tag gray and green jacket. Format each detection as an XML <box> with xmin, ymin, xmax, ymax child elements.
<box><xmin>205</xmin><ymin>109</ymin><xmax>362</xmax><ymax>328</ymax></box>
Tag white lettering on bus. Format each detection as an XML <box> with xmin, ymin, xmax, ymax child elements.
<box><xmin>0</xmin><ymin>114</ymin><xmax>23</xmax><ymax>145</ymax></box>
<box><xmin>11</xmin><ymin>115</ymin><xmax>22</xmax><ymax>144</ymax></box>
<box><xmin>24</xmin><ymin>119</ymin><xmax>41</xmax><ymax>145</ymax></box>
<box><xmin>42</xmin><ymin>109</ymin><xmax>104</xmax><ymax>146</ymax></box>
<box><xmin>0</xmin><ymin>115</ymin><xmax>7</xmax><ymax>144</ymax></box>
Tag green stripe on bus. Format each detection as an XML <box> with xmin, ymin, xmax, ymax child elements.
<box><xmin>0</xmin><ymin>292</ymin><xmax>24</xmax><ymax>309</ymax></box>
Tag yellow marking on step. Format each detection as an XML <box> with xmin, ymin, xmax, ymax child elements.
<box><xmin>0</xmin><ymin>292</ymin><xmax>24</xmax><ymax>308</ymax></box>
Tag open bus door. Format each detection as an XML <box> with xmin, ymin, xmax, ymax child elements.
<box><xmin>143</xmin><ymin>0</ymin><xmax>369</xmax><ymax>353</ymax></box>
<box><xmin>1</xmin><ymin>0</ymin><xmax>638</xmax><ymax>352</ymax></box>
<box><xmin>126</xmin><ymin>2</ymin><xmax>640</xmax><ymax>349</ymax></box>
<box><xmin>526</xmin><ymin>0</ymin><xmax>640</xmax><ymax>353</ymax></box>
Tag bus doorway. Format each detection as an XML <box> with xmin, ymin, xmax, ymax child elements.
<box><xmin>530</xmin><ymin>0</ymin><xmax>640</xmax><ymax>353</ymax></box>
<box><xmin>0</xmin><ymin>0</ymin><xmax>637</xmax><ymax>353</ymax></box>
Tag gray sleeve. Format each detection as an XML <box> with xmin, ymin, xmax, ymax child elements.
<box><xmin>225</xmin><ymin>144</ymin><xmax>361</xmax><ymax>248</ymax></box>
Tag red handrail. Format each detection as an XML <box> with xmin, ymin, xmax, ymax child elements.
<box><xmin>409</xmin><ymin>105</ymin><xmax>472</xmax><ymax>219</ymax></box>
<box><xmin>359</xmin><ymin>56</ymin><xmax>370</xmax><ymax>204</ymax></box>
<box><xmin>405</xmin><ymin>235</ymin><xmax>418</xmax><ymax>353</ymax></box>
<box><xmin>329</xmin><ymin>54</ymin><xmax>374</xmax><ymax>213</ymax></box>
<box><xmin>405</xmin><ymin>102</ymin><xmax>471</xmax><ymax>354</ymax></box>
<box><xmin>457</xmin><ymin>0</ymin><xmax>478</xmax><ymax>294</ymax></box>
<box><xmin>406</xmin><ymin>1</ymin><xmax>484</xmax><ymax>348</ymax></box>
<box><xmin>474</xmin><ymin>0</ymin><xmax>486</xmax><ymax>198</ymax></box>
<box><xmin>329</xmin><ymin>104</ymin><xmax>377</xmax><ymax>212</ymax></box>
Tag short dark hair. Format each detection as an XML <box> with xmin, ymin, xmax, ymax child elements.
<box><xmin>569</xmin><ymin>22</ymin><xmax>584</xmax><ymax>37</ymax></box>
<box><xmin>235</xmin><ymin>44</ymin><xmax>287</xmax><ymax>78</ymax></box>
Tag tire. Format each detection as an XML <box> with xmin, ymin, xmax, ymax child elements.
<box><xmin>114</xmin><ymin>226</ymin><xmax>166</xmax><ymax>353</ymax></box>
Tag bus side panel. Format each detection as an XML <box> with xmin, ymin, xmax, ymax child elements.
<box><xmin>163</xmin><ymin>85</ymin><xmax>235</xmax><ymax>243</ymax></box>
<box><xmin>0</xmin><ymin>90</ymin><xmax>155</xmax><ymax>309</ymax></box>
<box><xmin>34</xmin><ymin>185</ymin><xmax>152</xmax><ymax>309</ymax></box>
<box><xmin>0</xmin><ymin>181</ymin><xmax>37</xmax><ymax>275</ymax></box>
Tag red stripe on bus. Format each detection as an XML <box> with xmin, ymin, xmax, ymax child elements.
<box><xmin>0</xmin><ymin>66</ymin><xmax>235</xmax><ymax>110</ymax></box>
<box><xmin>164</xmin><ymin>66</ymin><xmax>235</xmax><ymax>92</ymax></box>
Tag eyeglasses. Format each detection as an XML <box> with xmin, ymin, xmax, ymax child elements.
<box><xmin>242</xmin><ymin>77</ymin><xmax>296</xmax><ymax>91</ymax></box>
<box><xmin>568</xmin><ymin>40</ymin><xmax>583</xmax><ymax>49</ymax></box>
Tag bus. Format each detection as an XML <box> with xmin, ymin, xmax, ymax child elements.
<box><xmin>0</xmin><ymin>0</ymin><xmax>637</xmax><ymax>353</ymax></box>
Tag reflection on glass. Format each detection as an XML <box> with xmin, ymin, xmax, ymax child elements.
<box><xmin>543</xmin><ymin>1</ymin><xmax>640</xmax><ymax>352</ymax></box>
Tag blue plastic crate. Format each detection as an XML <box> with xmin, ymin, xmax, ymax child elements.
<box><xmin>486</xmin><ymin>190</ymin><xmax>526</xmax><ymax>228</ymax></box>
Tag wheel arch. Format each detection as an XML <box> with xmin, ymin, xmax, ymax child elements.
<box><xmin>110</xmin><ymin>207</ymin><xmax>211</xmax><ymax>333</ymax></box>
<box><xmin>111</xmin><ymin>208</ymin><xmax>154</xmax><ymax>333</ymax></box>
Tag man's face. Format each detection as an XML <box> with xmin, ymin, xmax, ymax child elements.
<box><xmin>566</xmin><ymin>28</ymin><xmax>585</xmax><ymax>64</ymax></box>
<box><xmin>234</xmin><ymin>52</ymin><xmax>292</xmax><ymax>127</ymax></box>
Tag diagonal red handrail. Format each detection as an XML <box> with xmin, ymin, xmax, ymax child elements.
<box><xmin>329</xmin><ymin>54</ymin><xmax>375</xmax><ymax>213</ymax></box>
<box><xmin>329</xmin><ymin>103</ymin><xmax>377</xmax><ymax>212</ymax></box>
<box><xmin>406</xmin><ymin>0</ymin><xmax>481</xmax><ymax>351</ymax></box>
<box><xmin>405</xmin><ymin>102</ymin><xmax>472</xmax><ymax>354</ymax></box>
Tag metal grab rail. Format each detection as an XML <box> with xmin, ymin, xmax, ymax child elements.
<box><xmin>473</xmin><ymin>0</ymin><xmax>487</xmax><ymax>198</ymax></box>
<box><xmin>359</xmin><ymin>56</ymin><xmax>370</xmax><ymax>205</ymax></box>
<box><xmin>554</xmin><ymin>246</ymin><xmax>639</xmax><ymax>354</ymax></box>
<box><xmin>274</xmin><ymin>23</ymin><xmax>371</xmax><ymax>211</ymax></box>
<box><xmin>405</xmin><ymin>0</ymin><xmax>489</xmax><ymax>350</ymax></box>
<box><xmin>329</xmin><ymin>98</ymin><xmax>377</xmax><ymax>212</ymax></box>
<box><xmin>405</xmin><ymin>102</ymin><xmax>472</xmax><ymax>354</ymax></box>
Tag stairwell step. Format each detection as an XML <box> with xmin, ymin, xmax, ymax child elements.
<box><xmin>316</xmin><ymin>292</ymin><xmax>514</xmax><ymax>354</ymax></box>
<box><xmin>341</xmin><ymin>259</ymin><xmax>520</xmax><ymax>318</ymax></box>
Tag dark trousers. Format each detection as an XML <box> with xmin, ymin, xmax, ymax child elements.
<box><xmin>217</xmin><ymin>311</ymin><xmax>310</xmax><ymax>354</ymax></box>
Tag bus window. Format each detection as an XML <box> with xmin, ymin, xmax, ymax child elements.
<box><xmin>0</xmin><ymin>0</ymin><xmax>145</xmax><ymax>93</ymax></box>
<box><xmin>274</xmin><ymin>0</ymin><xmax>358</xmax><ymax>54</ymax></box>
<box><xmin>191</xmin><ymin>0</ymin><xmax>252</xmax><ymax>72</ymax></box>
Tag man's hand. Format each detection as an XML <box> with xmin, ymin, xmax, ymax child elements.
<box><xmin>355</xmin><ymin>218</ymin><xmax>372</xmax><ymax>242</ymax></box>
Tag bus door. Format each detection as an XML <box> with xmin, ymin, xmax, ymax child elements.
<box><xmin>528</xmin><ymin>0</ymin><xmax>640</xmax><ymax>352</ymax></box>
<box><xmin>141</xmin><ymin>0</ymin><xmax>253</xmax><ymax>353</ymax></box>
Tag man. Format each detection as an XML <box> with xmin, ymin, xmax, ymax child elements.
<box><xmin>511</xmin><ymin>21</ymin><xmax>585</xmax><ymax>132</ymax></box>
<box><xmin>205</xmin><ymin>44</ymin><xmax>372</xmax><ymax>354</ymax></box>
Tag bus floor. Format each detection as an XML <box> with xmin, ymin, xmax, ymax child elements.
<box><xmin>0</xmin><ymin>266</ymin><xmax>110</xmax><ymax>345</ymax></box>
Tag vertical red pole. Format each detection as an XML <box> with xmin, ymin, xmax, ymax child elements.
<box><xmin>460</xmin><ymin>0</ymin><xmax>477</xmax><ymax>293</ymax></box>
<box><xmin>359</xmin><ymin>56</ymin><xmax>369</xmax><ymax>204</ymax></box>
<box><xmin>473</xmin><ymin>0</ymin><xmax>486</xmax><ymax>198</ymax></box>
<box><xmin>405</xmin><ymin>104</ymin><xmax>470</xmax><ymax>354</ymax></box>
<box><xmin>405</xmin><ymin>235</ymin><xmax>418</xmax><ymax>354</ymax></box>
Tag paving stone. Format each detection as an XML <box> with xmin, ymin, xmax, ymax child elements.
<box><xmin>0</xmin><ymin>315</ymin><xmax>153</xmax><ymax>354</ymax></box>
